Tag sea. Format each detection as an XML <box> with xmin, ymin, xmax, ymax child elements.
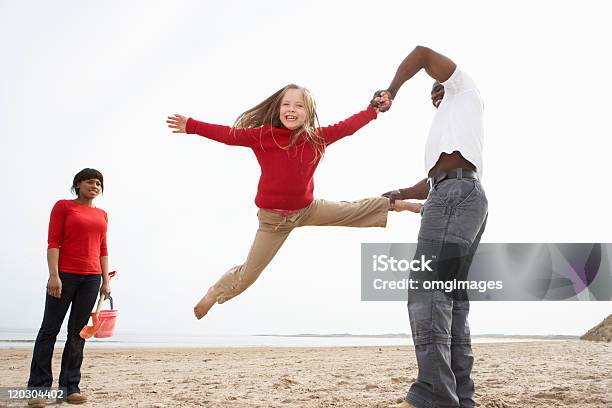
<box><xmin>0</xmin><ymin>328</ymin><xmax>576</xmax><ymax>349</ymax></box>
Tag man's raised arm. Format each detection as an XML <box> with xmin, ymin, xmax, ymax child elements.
<box><xmin>386</xmin><ymin>46</ymin><xmax>457</xmax><ymax>99</ymax></box>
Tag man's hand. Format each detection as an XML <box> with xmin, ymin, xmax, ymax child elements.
<box><xmin>382</xmin><ymin>189</ymin><xmax>404</xmax><ymax>210</ymax></box>
<box><xmin>385</xmin><ymin>179</ymin><xmax>429</xmax><ymax>203</ymax></box>
<box><xmin>167</xmin><ymin>114</ymin><xmax>188</xmax><ymax>133</ymax></box>
<box><xmin>370</xmin><ymin>90</ymin><xmax>393</xmax><ymax>112</ymax></box>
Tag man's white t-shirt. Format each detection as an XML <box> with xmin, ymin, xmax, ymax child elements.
<box><xmin>424</xmin><ymin>67</ymin><xmax>484</xmax><ymax>176</ymax></box>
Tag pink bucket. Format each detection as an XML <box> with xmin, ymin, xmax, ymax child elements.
<box><xmin>94</xmin><ymin>307</ymin><xmax>118</xmax><ymax>338</ymax></box>
<box><xmin>80</xmin><ymin>271</ymin><xmax>119</xmax><ymax>340</ymax></box>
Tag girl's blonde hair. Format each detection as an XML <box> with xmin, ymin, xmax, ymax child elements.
<box><xmin>233</xmin><ymin>84</ymin><xmax>325</xmax><ymax>161</ymax></box>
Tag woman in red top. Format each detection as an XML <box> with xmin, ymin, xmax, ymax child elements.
<box><xmin>27</xmin><ymin>168</ymin><xmax>111</xmax><ymax>406</ymax></box>
<box><xmin>167</xmin><ymin>84</ymin><xmax>421</xmax><ymax>319</ymax></box>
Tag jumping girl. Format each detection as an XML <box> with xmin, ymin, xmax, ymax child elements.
<box><xmin>167</xmin><ymin>84</ymin><xmax>421</xmax><ymax>319</ymax></box>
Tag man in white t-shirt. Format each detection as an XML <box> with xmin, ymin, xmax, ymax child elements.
<box><xmin>375</xmin><ymin>46</ymin><xmax>488</xmax><ymax>408</ymax></box>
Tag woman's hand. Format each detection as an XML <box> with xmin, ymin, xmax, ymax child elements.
<box><xmin>47</xmin><ymin>275</ymin><xmax>62</xmax><ymax>298</ymax></box>
<box><xmin>166</xmin><ymin>114</ymin><xmax>188</xmax><ymax>133</ymax></box>
<box><xmin>100</xmin><ymin>282</ymin><xmax>111</xmax><ymax>300</ymax></box>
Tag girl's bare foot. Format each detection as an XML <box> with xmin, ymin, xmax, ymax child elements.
<box><xmin>393</xmin><ymin>200</ymin><xmax>423</xmax><ymax>213</ymax></box>
<box><xmin>194</xmin><ymin>286</ymin><xmax>217</xmax><ymax>320</ymax></box>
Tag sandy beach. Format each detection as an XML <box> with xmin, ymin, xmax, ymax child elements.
<box><xmin>1</xmin><ymin>340</ymin><xmax>610</xmax><ymax>407</ymax></box>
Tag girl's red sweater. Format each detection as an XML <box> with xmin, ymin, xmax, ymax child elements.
<box><xmin>185</xmin><ymin>107</ymin><xmax>377</xmax><ymax>210</ymax></box>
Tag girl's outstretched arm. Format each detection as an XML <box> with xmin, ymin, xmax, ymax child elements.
<box><xmin>319</xmin><ymin>106</ymin><xmax>379</xmax><ymax>146</ymax></box>
<box><xmin>167</xmin><ymin>114</ymin><xmax>259</xmax><ymax>147</ymax></box>
<box><xmin>319</xmin><ymin>92</ymin><xmax>390</xmax><ymax>145</ymax></box>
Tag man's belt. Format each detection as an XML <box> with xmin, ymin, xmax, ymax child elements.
<box><xmin>428</xmin><ymin>168</ymin><xmax>478</xmax><ymax>190</ymax></box>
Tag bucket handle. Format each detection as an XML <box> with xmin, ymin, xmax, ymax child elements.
<box><xmin>93</xmin><ymin>271</ymin><xmax>117</xmax><ymax>314</ymax></box>
<box><xmin>93</xmin><ymin>294</ymin><xmax>113</xmax><ymax>311</ymax></box>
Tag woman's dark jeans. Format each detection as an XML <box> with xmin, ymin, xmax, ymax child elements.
<box><xmin>28</xmin><ymin>272</ymin><xmax>101</xmax><ymax>395</ymax></box>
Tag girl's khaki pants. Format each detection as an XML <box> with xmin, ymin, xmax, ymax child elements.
<box><xmin>214</xmin><ymin>197</ymin><xmax>389</xmax><ymax>303</ymax></box>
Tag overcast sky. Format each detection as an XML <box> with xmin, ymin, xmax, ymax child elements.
<box><xmin>1</xmin><ymin>1</ymin><xmax>610</xmax><ymax>338</ymax></box>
